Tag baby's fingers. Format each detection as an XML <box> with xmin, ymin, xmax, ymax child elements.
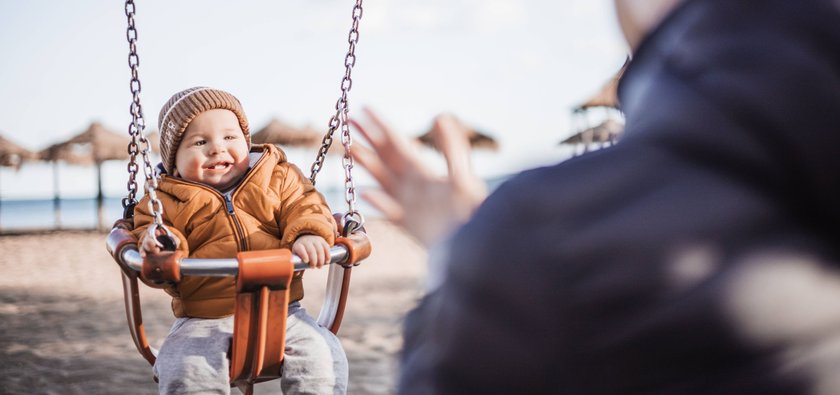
<box><xmin>317</xmin><ymin>243</ymin><xmax>330</xmax><ymax>267</ymax></box>
<box><xmin>140</xmin><ymin>237</ymin><xmax>161</xmax><ymax>257</ymax></box>
<box><xmin>305</xmin><ymin>243</ymin><xmax>322</xmax><ymax>268</ymax></box>
<box><xmin>294</xmin><ymin>244</ymin><xmax>310</xmax><ymax>266</ymax></box>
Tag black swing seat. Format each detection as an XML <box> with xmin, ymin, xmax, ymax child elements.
<box><xmin>106</xmin><ymin>217</ymin><xmax>371</xmax><ymax>394</ymax></box>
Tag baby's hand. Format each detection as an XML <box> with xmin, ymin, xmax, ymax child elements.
<box><xmin>292</xmin><ymin>235</ymin><xmax>331</xmax><ymax>269</ymax></box>
<box><xmin>139</xmin><ymin>233</ymin><xmax>180</xmax><ymax>257</ymax></box>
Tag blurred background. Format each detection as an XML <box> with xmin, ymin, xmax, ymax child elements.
<box><xmin>1</xmin><ymin>1</ymin><xmax>630</xmax><ymax>393</ymax></box>
<box><xmin>0</xmin><ymin>0</ymin><xmax>628</xmax><ymax>232</ymax></box>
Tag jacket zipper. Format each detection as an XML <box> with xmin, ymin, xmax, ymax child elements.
<box><xmin>223</xmin><ymin>193</ymin><xmax>249</xmax><ymax>252</ymax></box>
<box><xmin>226</xmin><ymin>148</ymin><xmax>271</xmax><ymax>252</ymax></box>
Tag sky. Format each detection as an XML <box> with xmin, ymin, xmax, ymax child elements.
<box><xmin>0</xmin><ymin>0</ymin><xmax>628</xmax><ymax>200</ymax></box>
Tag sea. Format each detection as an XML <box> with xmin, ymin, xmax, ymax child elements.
<box><xmin>0</xmin><ymin>176</ymin><xmax>511</xmax><ymax>232</ymax></box>
<box><xmin>0</xmin><ymin>188</ymin><xmax>371</xmax><ymax>232</ymax></box>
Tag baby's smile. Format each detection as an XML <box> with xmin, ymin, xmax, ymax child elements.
<box><xmin>204</xmin><ymin>161</ymin><xmax>233</xmax><ymax>171</ymax></box>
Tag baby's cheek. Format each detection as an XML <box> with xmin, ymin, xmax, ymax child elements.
<box><xmin>181</xmin><ymin>158</ymin><xmax>204</xmax><ymax>181</ymax></box>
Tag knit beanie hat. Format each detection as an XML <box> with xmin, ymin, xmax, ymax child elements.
<box><xmin>157</xmin><ymin>87</ymin><xmax>250</xmax><ymax>174</ymax></box>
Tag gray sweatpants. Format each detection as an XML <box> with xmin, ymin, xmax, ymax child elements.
<box><xmin>154</xmin><ymin>302</ymin><xmax>348</xmax><ymax>394</ymax></box>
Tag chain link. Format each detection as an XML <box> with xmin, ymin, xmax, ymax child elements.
<box><xmin>124</xmin><ymin>0</ymin><xmax>363</xmax><ymax>230</ymax></box>
<box><xmin>124</xmin><ymin>0</ymin><xmax>166</xmax><ymax>229</ymax></box>
<box><xmin>310</xmin><ymin>0</ymin><xmax>364</xmax><ymax>228</ymax></box>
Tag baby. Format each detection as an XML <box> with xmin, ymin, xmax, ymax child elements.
<box><xmin>133</xmin><ymin>87</ymin><xmax>347</xmax><ymax>394</ymax></box>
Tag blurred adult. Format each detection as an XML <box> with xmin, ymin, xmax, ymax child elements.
<box><xmin>352</xmin><ymin>0</ymin><xmax>840</xmax><ymax>393</ymax></box>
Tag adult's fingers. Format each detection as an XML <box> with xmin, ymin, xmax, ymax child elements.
<box><xmin>350</xmin><ymin>143</ymin><xmax>395</xmax><ymax>193</ymax></box>
<box><xmin>353</xmin><ymin>109</ymin><xmax>429</xmax><ymax>175</ymax></box>
<box><xmin>434</xmin><ymin>114</ymin><xmax>478</xmax><ymax>190</ymax></box>
<box><xmin>361</xmin><ymin>107</ymin><xmax>409</xmax><ymax>152</ymax></box>
<box><xmin>352</xmin><ymin>108</ymin><xmax>413</xmax><ymax>158</ymax></box>
<box><xmin>361</xmin><ymin>189</ymin><xmax>405</xmax><ymax>224</ymax></box>
<box><xmin>350</xmin><ymin>114</ymin><xmax>386</xmax><ymax>153</ymax></box>
<box><xmin>350</xmin><ymin>116</ymin><xmax>408</xmax><ymax>175</ymax></box>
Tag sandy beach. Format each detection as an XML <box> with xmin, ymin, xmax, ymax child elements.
<box><xmin>0</xmin><ymin>220</ymin><xmax>427</xmax><ymax>394</ymax></box>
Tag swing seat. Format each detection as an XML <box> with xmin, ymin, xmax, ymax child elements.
<box><xmin>116</xmin><ymin>1</ymin><xmax>367</xmax><ymax>391</ymax></box>
<box><xmin>106</xmin><ymin>217</ymin><xmax>371</xmax><ymax>394</ymax></box>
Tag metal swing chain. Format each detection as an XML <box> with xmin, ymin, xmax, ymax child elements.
<box><xmin>125</xmin><ymin>0</ymin><xmax>361</xmax><ymax>234</ymax></box>
<box><xmin>124</xmin><ymin>0</ymin><xmax>168</xmax><ymax>233</ymax></box>
<box><xmin>309</xmin><ymin>0</ymin><xmax>365</xmax><ymax>231</ymax></box>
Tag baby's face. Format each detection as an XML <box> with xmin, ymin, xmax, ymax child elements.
<box><xmin>174</xmin><ymin>109</ymin><xmax>250</xmax><ymax>190</ymax></box>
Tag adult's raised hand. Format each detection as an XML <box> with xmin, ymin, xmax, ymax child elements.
<box><xmin>349</xmin><ymin>108</ymin><xmax>487</xmax><ymax>247</ymax></box>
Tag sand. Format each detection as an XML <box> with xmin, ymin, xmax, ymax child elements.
<box><xmin>0</xmin><ymin>220</ymin><xmax>427</xmax><ymax>394</ymax></box>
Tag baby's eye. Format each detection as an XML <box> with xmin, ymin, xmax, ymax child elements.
<box><xmin>224</xmin><ymin>135</ymin><xmax>238</xmax><ymax>140</ymax></box>
<box><xmin>194</xmin><ymin>140</ymin><xmax>206</xmax><ymax>146</ymax></box>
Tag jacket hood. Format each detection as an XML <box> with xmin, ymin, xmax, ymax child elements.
<box><xmin>618</xmin><ymin>0</ymin><xmax>840</xmax><ymax>233</ymax></box>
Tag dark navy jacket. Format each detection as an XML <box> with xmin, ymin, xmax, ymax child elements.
<box><xmin>399</xmin><ymin>0</ymin><xmax>840</xmax><ymax>393</ymax></box>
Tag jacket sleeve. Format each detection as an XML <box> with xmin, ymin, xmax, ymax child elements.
<box><xmin>398</xmin><ymin>181</ymin><xmax>564</xmax><ymax>394</ymax></box>
<box><xmin>274</xmin><ymin>162</ymin><xmax>337</xmax><ymax>247</ymax></box>
<box><xmin>132</xmin><ymin>194</ymin><xmax>190</xmax><ymax>289</ymax></box>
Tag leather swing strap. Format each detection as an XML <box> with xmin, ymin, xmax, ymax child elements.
<box><xmin>326</xmin><ymin>230</ymin><xmax>372</xmax><ymax>333</ymax></box>
<box><xmin>230</xmin><ymin>249</ymin><xmax>294</xmax><ymax>389</ymax></box>
<box><xmin>106</xmin><ymin>221</ymin><xmax>157</xmax><ymax>365</ymax></box>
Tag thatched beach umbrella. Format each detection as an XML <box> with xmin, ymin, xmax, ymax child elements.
<box><xmin>417</xmin><ymin>115</ymin><xmax>499</xmax><ymax>151</ymax></box>
<box><xmin>41</xmin><ymin>122</ymin><xmax>130</xmax><ymax>164</ymax></box>
<box><xmin>573</xmin><ymin>58</ymin><xmax>630</xmax><ymax>112</ymax></box>
<box><xmin>0</xmin><ymin>133</ymin><xmax>35</xmax><ymax>168</ymax></box>
<box><xmin>250</xmin><ymin>118</ymin><xmax>351</xmax><ymax>160</ymax></box>
<box><xmin>0</xmin><ymin>133</ymin><xmax>37</xmax><ymax>230</ymax></box>
<box><xmin>39</xmin><ymin>122</ymin><xmax>130</xmax><ymax>230</ymax></box>
<box><xmin>252</xmin><ymin>118</ymin><xmax>323</xmax><ymax>148</ymax></box>
<box><xmin>560</xmin><ymin>119</ymin><xmax>625</xmax><ymax>155</ymax></box>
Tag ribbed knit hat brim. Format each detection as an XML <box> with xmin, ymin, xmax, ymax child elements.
<box><xmin>158</xmin><ymin>87</ymin><xmax>250</xmax><ymax>173</ymax></box>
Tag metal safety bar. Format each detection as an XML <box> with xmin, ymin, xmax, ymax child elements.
<box><xmin>119</xmin><ymin>246</ymin><xmax>350</xmax><ymax>276</ymax></box>
<box><xmin>106</xmin><ymin>222</ymin><xmax>368</xmax><ymax>334</ymax></box>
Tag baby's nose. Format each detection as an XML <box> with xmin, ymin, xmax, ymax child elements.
<box><xmin>208</xmin><ymin>141</ymin><xmax>227</xmax><ymax>154</ymax></box>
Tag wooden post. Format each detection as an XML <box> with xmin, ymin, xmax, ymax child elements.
<box><xmin>53</xmin><ymin>160</ymin><xmax>61</xmax><ymax>229</ymax></box>
<box><xmin>96</xmin><ymin>161</ymin><xmax>104</xmax><ymax>231</ymax></box>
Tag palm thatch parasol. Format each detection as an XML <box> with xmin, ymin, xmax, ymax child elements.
<box><xmin>573</xmin><ymin>58</ymin><xmax>630</xmax><ymax>112</ymax></box>
<box><xmin>40</xmin><ymin>122</ymin><xmax>130</xmax><ymax>165</ymax></box>
<box><xmin>0</xmin><ymin>133</ymin><xmax>37</xmax><ymax>230</ymax></box>
<box><xmin>252</xmin><ymin>118</ymin><xmax>324</xmax><ymax>147</ymax></box>
<box><xmin>251</xmin><ymin>118</ymin><xmax>352</xmax><ymax>162</ymax></box>
<box><xmin>417</xmin><ymin>114</ymin><xmax>499</xmax><ymax>151</ymax></box>
<box><xmin>560</xmin><ymin>119</ymin><xmax>624</xmax><ymax>155</ymax></box>
<box><xmin>0</xmin><ymin>133</ymin><xmax>36</xmax><ymax>168</ymax></box>
<box><xmin>39</xmin><ymin>122</ymin><xmax>132</xmax><ymax>230</ymax></box>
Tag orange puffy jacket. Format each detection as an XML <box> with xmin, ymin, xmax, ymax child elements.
<box><xmin>133</xmin><ymin>144</ymin><xmax>337</xmax><ymax>318</ymax></box>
